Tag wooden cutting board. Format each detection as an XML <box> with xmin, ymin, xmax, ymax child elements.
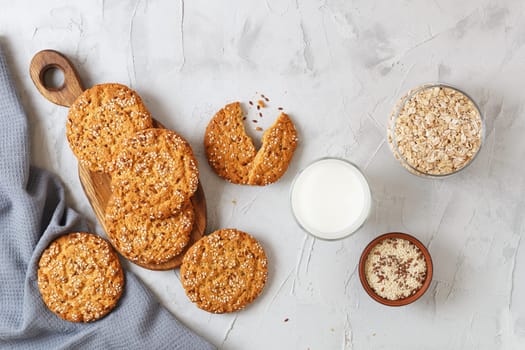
<box><xmin>29</xmin><ymin>49</ymin><xmax>206</xmax><ymax>270</ymax></box>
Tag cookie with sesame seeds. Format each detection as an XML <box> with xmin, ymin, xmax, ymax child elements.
<box><xmin>247</xmin><ymin>112</ymin><xmax>298</xmax><ymax>185</ymax></box>
<box><xmin>111</xmin><ymin>128</ymin><xmax>199</xmax><ymax>219</ymax></box>
<box><xmin>180</xmin><ymin>228</ymin><xmax>268</xmax><ymax>313</ymax></box>
<box><xmin>204</xmin><ymin>102</ymin><xmax>257</xmax><ymax>184</ymax></box>
<box><xmin>204</xmin><ymin>102</ymin><xmax>298</xmax><ymax>185</ymax></box>
<box><xmin>37</xmin><ymin>232</ymin><xmax>124</xmax><ymax>323</ymax></box>
<box><xmin>66</xmin><ymin>83</ymin><xmax>153</xmax><ymax>173</ymax></box>
<box><xmin>105</xmin><ymin>194</ymin><xmax>194</xmax><ymax>266</ymax></box>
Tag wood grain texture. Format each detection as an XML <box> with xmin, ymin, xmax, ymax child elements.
<box><xmin>29</xmin><ymin>49</ymin><xmax>207</xmax><ymax>270</ymax></box>
<box><xmin>29</xmin><ymin>50</ymin><xmax>84</xmax><ymax>107</ymax></box>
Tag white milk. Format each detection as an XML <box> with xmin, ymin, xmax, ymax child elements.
<box><xmin>291</xmin><ymin>158</ymin><xmax>371</xmax><ymax>240</ymax></box>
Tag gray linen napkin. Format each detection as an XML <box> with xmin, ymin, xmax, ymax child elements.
<box><xmin>0</xmin><ymin>45</ymin><xmax>216</xmax><ymax>350</ymax></box>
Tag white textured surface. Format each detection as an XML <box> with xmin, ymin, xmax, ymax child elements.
<box><xmin>1</xmin><ymin>0</ymin><xmax>524</xmax><ymax>348</ymax></box>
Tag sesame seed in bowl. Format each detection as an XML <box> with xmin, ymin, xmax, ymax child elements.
<box><xmin>358</xmin><ymin>232</ymin><xmax>433</xmax><ymax>306</ymax></box>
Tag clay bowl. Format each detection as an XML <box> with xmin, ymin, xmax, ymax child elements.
<box><xmin>358</xmin><ymin>232</ymin><xmax>433</xmax><ymax>306</ymax></box>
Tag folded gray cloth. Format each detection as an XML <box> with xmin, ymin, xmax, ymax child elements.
<box><xmin>0</xmin><ymin>44</ymin><xmax>216</xmax><ymax>350</ymax></box>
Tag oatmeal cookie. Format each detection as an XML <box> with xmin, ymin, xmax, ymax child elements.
<box><xmin>37</xmin><ymin>232</ymin><xmax>124</xmax><ymax>322</ymax></box>
<box><xmin>66</xmin><ymin>83</ymin><xmax>153</xmax><ymax>173</ymax></box>
<box><xmin>111</xmin><ymin>128</ymin><xmax>199</xmax><ymax>218</ymax></box>
<box><xmin>204</xmin><ymin>102</ymin><xmax>297</xmax><ymax>185</ymax></box>
<box><xmin>105</xmin><ymin>195</ymin><xmax>194</xmax><ymax>266</ymax></box>
<box><xmin>180</xmin><ymin>228</ymin><xmax>268</xmax><ymax>313</ymax></box>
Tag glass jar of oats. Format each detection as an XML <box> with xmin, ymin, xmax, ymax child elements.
<box><xmin>387</xmin><ymin>84</ymin><xmax>484</xmax><ymax>177</ymax></box>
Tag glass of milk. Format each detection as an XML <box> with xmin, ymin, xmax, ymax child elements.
<box><xmin>290</xmin><ymin>158</ymin><xmax>371</xmax><ymax>240</ymax></box>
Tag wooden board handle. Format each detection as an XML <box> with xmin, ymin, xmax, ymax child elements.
<box><xmin>29</xmin><ymin>50</ymin><xmax>84</xmax><ymax>107</ymax></box>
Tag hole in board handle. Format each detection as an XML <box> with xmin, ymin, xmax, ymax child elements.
<box><xmin>41</xmin><ymin>65</ymin><xmax>65</xmax><ymax>91</ymax></box>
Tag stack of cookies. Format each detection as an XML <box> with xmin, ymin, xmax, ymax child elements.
<box><xmin>106</xmin><ymin>128</ymin><xmax>199</xmax><ymax>268</ymax></box>
<box><xmin>47</xmin><ymin>86</ymin><xmax>274</xmax><ymax>316</ymax></box>
<box><xmin>66</xmin><ymin>83</ymin><xmax>201</xmax><ymax>269</ymax></box>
